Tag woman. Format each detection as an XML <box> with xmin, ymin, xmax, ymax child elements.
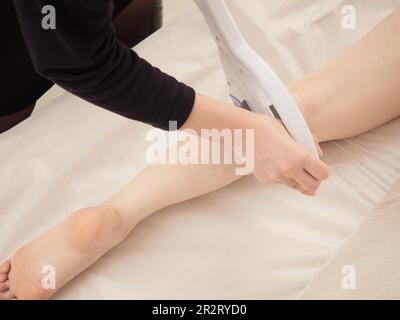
<box><xmin>1</xmin><ymin>6</ymin><xmax>399</xmax><ymax>299</ymax></box>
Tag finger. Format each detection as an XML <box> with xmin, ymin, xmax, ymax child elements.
<box><xmin>290</xmin><ymin>179</ymin><xmax>317</xmax><ymax>196</ymax></box>
<box><xmin>291</xmin><ymin>183</ymin><xmax>311</xmax><ymax>196</ymax></box>
<box><xmin>285</xmin><ymin>178</ymin><xmax>298</xmax><ymax>188</ymax></box>
<box><xmin>312</xmin><ymin>135</ymin><xmax>323</xmax><ymax>157</ymax></box>
<box><xmin>304</xmin><ymin>155</ymin><xmax>330</xmax><ymax>181</ymax></box>
<box><xmin>284</xmin><ymin>179</ymin><xmax>309</xmax><ymax>195</ymax></box>
<box><xmin>295</xmin><ymin>170</ymin><xmax>320</xmax><ymax>194</ymax></box>
<box><xmin>294</xmin><ymin>186</ymin><xmax>316</xmax><ymax>196</ymax></box>
<box><xmin>292</xmin><ymin>184</ymin><xmax>309</xmax><ymax>195</ymax></box>
<box><xmin>317</xmin><ymin>144</ymin><xmax>323</xmax><ymax>157</ymax></box>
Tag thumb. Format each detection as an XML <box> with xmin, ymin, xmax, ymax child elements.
<box><xmin>313</xmin><ymin>134</ymin><xmax>324</xmax><ymax>157</ymax></box>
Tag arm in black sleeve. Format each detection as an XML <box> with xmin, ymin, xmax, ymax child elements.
<box><xmin>13</xmin><ymin>0</ymin><xmax>195</xmax><ymax>130</ymax></box>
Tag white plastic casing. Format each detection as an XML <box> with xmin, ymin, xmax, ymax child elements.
<box><xmin>194</xmin><ymin>0</ymin><xmax>318</xmax><ymax>157</ymax></box>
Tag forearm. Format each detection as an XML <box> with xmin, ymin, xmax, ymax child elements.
<box><xmin>182</xmin><ymin>93</ymin><xmax>255</xmax><ymax>133</ymax></box>
<box><xmin>289</xmin><ymin>9</ymin><xmax>400</xmax><ymax>142</ymax></box>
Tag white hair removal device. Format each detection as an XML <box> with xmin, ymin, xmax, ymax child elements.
<box><xmin>194</xmin><ymin>0</ymin><xmax>319</xmax><ymax>157</ymax></box>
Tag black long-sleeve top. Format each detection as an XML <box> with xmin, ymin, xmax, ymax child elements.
<box><xmin>13</xmin><ymin>0</ymin><xmax>195</xmax><ymax>130</ymax></box>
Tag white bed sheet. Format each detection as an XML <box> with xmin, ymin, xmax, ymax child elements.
<box><xmin>1</xmin><ymin>0</ymin><xmax>399</xmax><ymax>299</ymax></box>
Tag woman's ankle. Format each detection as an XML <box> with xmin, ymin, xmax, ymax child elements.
<box><xmin>64</xmin><ymin>205</ymin><xmax>124</xmax><ymax>252</ymax></box>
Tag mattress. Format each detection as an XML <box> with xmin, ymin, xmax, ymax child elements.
<box><xmin>0</xmin><ymin>0</ymin><xmax>399</xmax><ymax>299</ymax></box>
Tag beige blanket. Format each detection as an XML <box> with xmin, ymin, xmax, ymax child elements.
<box><xmin>300</xmin><ymin>179</ymin><xmax>400</xmax><ymax>299</ymax></box>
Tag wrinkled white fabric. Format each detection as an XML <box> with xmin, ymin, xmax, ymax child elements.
<box><xmin>0</xmin><ymin>0</ymin><xmax>399</xmax><ymax>299</ymax></box>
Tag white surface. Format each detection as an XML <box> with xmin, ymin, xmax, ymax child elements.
<box><xmin>163</xmin><ymin>0</ymin><xmax>193</xmax><ymax>26</ymax></box>
<box><xmin>1</xmin><ymin>0</ymin><xmax>399</xmax><ymax>299</ymax></box>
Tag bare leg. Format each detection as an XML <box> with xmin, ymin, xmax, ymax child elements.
<box><xmin>2</xmin><ymin>8</ymin><xmax>400</xmax><ymax>301</ymax></box>
<box><xmin>289</xmin><ymin>9</ymin><xmax>400</xmax><ymax>142</ymax></box>
<box><xmin>0</xmin><ymin>140</ymin><xmax>241</xmax><ymax>300</ymax></box>
<box><xmin>106</xmin><ymin>150</ymin><xmax>240</xmax><ymax>233</ymax></box>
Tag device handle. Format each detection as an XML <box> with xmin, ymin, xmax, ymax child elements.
<box><xmin>194</xmin><ymin>0</ymin><xmax>319</xmax><ymax>158</ymax></box>
<box><xmin>193</xmin><ymin>0</ymin><xmax>248</xmax><ymax>52</ymax></box>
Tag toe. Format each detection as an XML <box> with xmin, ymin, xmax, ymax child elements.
<box><xmin>0</xmin><ymin>273</ymin><xmax>8</xmax><ymax>282</ymax></box>
<box><xmin>0</xmin><ymin>290</ymin><xmax>15</xmax><ymax>300</ymax></box>
<box><xmin>0</xmin><ymin>280</ymin><xmax>9</xmax><ymax>292</ymax></box>
<box><xmin>0</xmin><ymin>260</ymin><xmax>11</xmax><ymax>274</ymax></box>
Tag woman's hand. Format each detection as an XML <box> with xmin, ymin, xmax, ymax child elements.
<box><xmin>182</xmin><ymin>93</ymin><xmax>330</xmax><ymax>196</ymax></box>
<box><xmin>244</xmin><ymin>110</ymin><xmax>329</xmax><ymax>196</ymax></box>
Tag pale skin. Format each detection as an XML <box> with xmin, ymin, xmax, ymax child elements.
<box><xmin>1</xmin><ymin>9</ymin><xmax>400</xmax><ymax>300</ymax></box>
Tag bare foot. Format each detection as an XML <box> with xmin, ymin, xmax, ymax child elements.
<box><xmin>0</xmin><ymin>205</ymin><xmax>127</xmax><ymax>300</ymax></box>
